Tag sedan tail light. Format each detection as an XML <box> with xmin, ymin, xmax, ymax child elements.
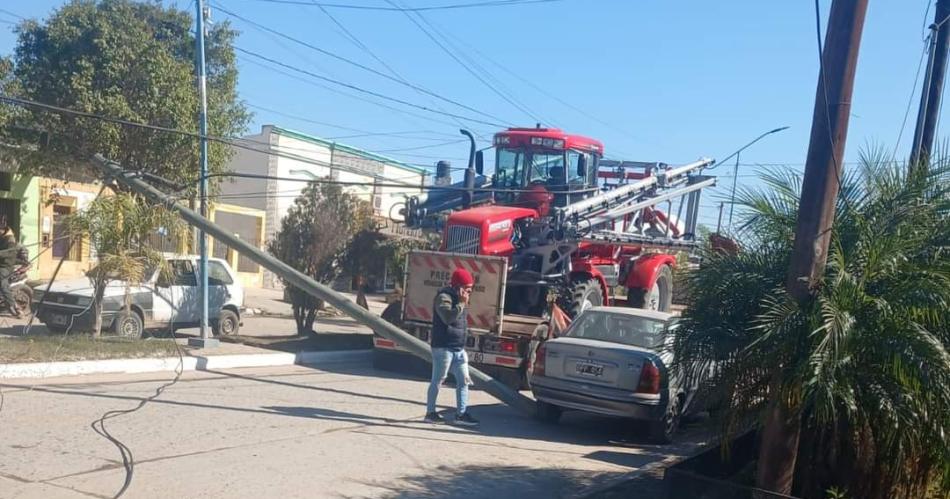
<box><xmin>637</xmin><ymin>360</ymin><xmax>661</xmax><ymax>394</ymax></box>
<box><xmin>532</xmin><ymin>343</ymin><xmax>547</xmax><ymax>377</ymax></box>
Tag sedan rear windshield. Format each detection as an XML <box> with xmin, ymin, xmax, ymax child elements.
<box><xmin>563</xmin><ymin>311</ymin><xmax>667</xmax><ymax>349</ymax></box>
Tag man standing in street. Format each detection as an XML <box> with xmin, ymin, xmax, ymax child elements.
<box><xmin>425</xmin><ymin>267</ymin><xmax>478</xmax><ymax>426</ymax></box>
<box><xmin>0</xmin><ymin>224</ymin><xmax>23</xmax><ymax>318</ymax></box>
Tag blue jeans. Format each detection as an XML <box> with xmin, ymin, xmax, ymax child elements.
<box><xmin>426</xmin><ymin>348</ymin><xmax>470</xmax><ymax>414</ymax></box>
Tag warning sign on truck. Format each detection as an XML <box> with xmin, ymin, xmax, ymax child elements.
<box><xmin>402</xmin><ymin>250</ymin><xmax>507</xmax><ymax>332</ymax></box>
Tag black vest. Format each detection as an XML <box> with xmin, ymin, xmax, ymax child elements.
<box><xmin>431</xmin><ymin>286</ymin><xmax>467</xmax><ymax>350</ymax></box>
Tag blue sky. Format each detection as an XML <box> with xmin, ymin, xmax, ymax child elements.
<box><xmin>0</xmin><ymin>1</ymin><xmax>938</xmax><ymax>228</ymax></box>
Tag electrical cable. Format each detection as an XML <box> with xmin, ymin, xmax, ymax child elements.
<box><xmin>893</xmin><ymin>35</ymin><xmax>930</xmax><ymax>160</ymax></box>
<box><xmin>0</xmin><ymin>8</ymin><xmax>24</xmax><ymax>20</ymax></box>
<box><xmin>243</xmin><ymin>102</ymin><xmax>459</xmax><ymax>138</ymax></box>
<box><xmin>244</xmin><ymin>102</ymin><xmax>456</xmax><ymax>140</ymax></box>
<box><xmin>813</xmin><ymin>0</ymin><xmax>857</xmax><ymax>219</ymax></box>
<box><xmin>213</xmin><ymin>2</ymin><xmax>514</xmax><ymax>126</ymax></box>
<box><xmin>235</xmin><ymin>0</ymin><xmax>563</xmax><ymax>11</ymax></box>
<box><xmin>388</xmin><ymin>0</ymin><xmax>543</xmax><ymax>124</ymax></box>
<box><xmin>437</xmin><ymin>26</ymin><xmax>647</xmax><ymax>150</ymax></box>
<box><xmin>400</xmin><ymin>3</ymin><xmax>559</xmax><ymax>129</ymax></box>
<box><xmin>92</xmin><ymin>311</ymin><xmax>183</xmax><ymax>499</ymax></box>
<box><xmin>303</xmin><ymin>0</ymin><xmax>491</xmax><ymax>142</ymax></box>
<box><xmin>238</xmin><ymin>56</ymin><xmax>483</xmax><ymax>131</ymax></box>
<box><xmin>0</xmin><ymin>95</ymin><xmax>431</xmax><ymax>187</ymax></box>
<box><xmin>234</xmin><ymin>46</ymin><xmax>506</xmax><ymax>127</ymax></box>
<box><xmin>0</xmin><ymin>184</ymin><xmax>110</xmax><ymax>415</ymax></box>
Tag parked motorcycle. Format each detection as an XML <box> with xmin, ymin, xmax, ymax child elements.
<box><xmin>0</xmin><ymin>247</ymin><xmax>33</xmax><ymax>314</ymax></box>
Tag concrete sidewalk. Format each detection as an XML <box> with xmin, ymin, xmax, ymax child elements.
<box><xmin>0</xmin><ymin>298</ymin><xmax>380</xmax><ymax>379</ymax></box>
<box><xmin>243</xmin><ymin>286</ymin><xmax>390</xmax><ymax>317</ymax></box>
<box><xmin>0</xmin><ymin>338</ymin><xmax>370</xmax><ymax>378</ymax></box>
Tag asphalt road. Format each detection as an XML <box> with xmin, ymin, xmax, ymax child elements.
<box><xmin>0</xmin><ymin>362</ymin><xmax>710</xmax><ymax>499</ymax></box>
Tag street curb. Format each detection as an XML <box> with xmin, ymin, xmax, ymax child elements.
<box><xmin>575</xmin><ymin>434</ymin><xmax>717</xmax><ymax>498</ymax></box>
<box><xmin>0</xmin><ymin>349</ymin><xmax>372</xmax><ymax>379</ymax></box>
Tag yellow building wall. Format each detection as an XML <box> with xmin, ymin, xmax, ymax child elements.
<box><xmin>35</xmin><ymin>179</ymin><xmax>112</xmax><ymax>281</ymax></box>
<box><xmin>209</xmin><ymin>203</ymin><xmax>265</xmax><ymax>288</ymax></box>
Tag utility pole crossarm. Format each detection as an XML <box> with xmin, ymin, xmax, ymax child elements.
<box><xmin>92</xmin><ymin>155</ymin><xmax>536</xmax><ymax>415</ymax></box>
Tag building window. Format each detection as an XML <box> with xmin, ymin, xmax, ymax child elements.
<box><xmin>52</xmin><ymin>205</ymin><xmax>81</xmax><ymax>261</ymax></box>
<box><xmin>0</xmin><ymin>172</ymin><xmax>12</xmax><ymax>192</ymax></box>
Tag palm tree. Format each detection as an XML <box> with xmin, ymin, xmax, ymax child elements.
<box><xmin>66</xmin><ymin>192</ymin><xmax>183</xmax><ymax>337</ymax></box>
<box><xmin>672</xmin><ymin>151</ymin><xmax>950</xmax><ymax>499</ymax></box>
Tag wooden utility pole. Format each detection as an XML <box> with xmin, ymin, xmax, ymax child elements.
<box><xmin>759</xmin><ymin>0</ymin><xmax>868</xmax><ymax>496</ymax></box>
<box><xmin>910</xmin><ymin>0</ymin><xmax>950</xmax><ymax>170</ymax></box>
<box><xmin>785</xmin><ymin>0</ymin><xmax>867</xmax><ymax>302</ymax></box>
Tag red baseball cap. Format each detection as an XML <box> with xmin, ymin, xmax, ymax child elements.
<box><xmin>450</xmin><ymin>268</ymin><xmax>475</xmax><ymax>288</ymax></box>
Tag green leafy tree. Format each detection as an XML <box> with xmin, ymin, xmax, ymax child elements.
<box><xmin>268</xmin><ymin>181</ymin><xmax>372</xmax><ymax>335</ymax></box>
<box><xmin>7</xmin><ymin>0</ymin><xmax>248</xmax><ymax>185</ymax></box>
<box><xmin>340</xmin><ymin>227</ymin><xmax>436</xmax><ymax>294</ymax></box>
<box><xmin>65</xmin><ymin>191</ymin><xmax>183</xmax><ymax>337</ymax></box>
<box><xmin>672</xmin><ymin>151</ymin><xmax>950</xmax><ymax>499</ymax></box>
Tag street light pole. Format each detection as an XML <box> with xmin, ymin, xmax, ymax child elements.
<box><xmin>190</xmin><ymin>0</ymin><xmax>216</xmax><ymax>348</ymax></box>
<box><xmin>719</xmin><ymin>126</ymin><xmax>790</xmax><ymax>231</ymax></box>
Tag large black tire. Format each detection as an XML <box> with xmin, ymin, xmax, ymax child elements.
<box><xmin>112</xmin><ymin>311</ymin><xmax>144</xmax><ymax>340</ymax></box>
<box><xmin>648</xmin><ymin>394</ymin><xmax>682</xmax><ymax>444</ymax></box>
<box><xmin>536</xmin><ymin>400</ymin><xmax>562</xmax><ymax>424</ymax></box>
<box><xmin>568</xmin><ymin>278</ymin><xmax>604</xmax><ymax>318</ymax></box>
<box><xmin>213</xmin><ymin>309</ymin><xmax>240</xmax><ymax>337</ymax></box>
<box><xmin>628</xmin><ymin>265</ymin><xmax>673</xmax><ymax>312</ymax></box>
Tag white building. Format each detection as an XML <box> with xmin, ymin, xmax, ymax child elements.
<box><xmin>222</xmin><ymin>125</ymin><xmax>429</xmax><ymax>288</ymax></box>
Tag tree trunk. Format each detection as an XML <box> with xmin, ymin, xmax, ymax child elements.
<box><xmin>92</xmin><ymin>278</ymin><xmax>106</xmax><ymax>338</ymax></box>
<box><xmin>755</xmin><ymin>398</ymin><xmax>803</xmax><ymax>497</ymax></box>
<box><xmin>304</xmin><ymin>308</ymin><xmax>316</xmax><ymax>334</ymax></box>
<box><xmin>292</xmin><ymin>304</ymin><xmax>305</xmax><ymax>335</ymax></box>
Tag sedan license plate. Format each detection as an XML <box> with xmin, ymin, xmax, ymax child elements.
<box><xmin>575</xmin><ymin>362</ymin><xmax>604</xmax><ymax>377</ymax></box>
<box><xmin>51</xmin><ymin>313</ymin><xmax>68</xmax><ymax>326</ymax></box>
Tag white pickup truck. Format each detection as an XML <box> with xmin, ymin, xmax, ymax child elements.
<box><xmin>33</xmin><ymin>255</ymin><xmax>244</xmax><ymax>339</ymax></box>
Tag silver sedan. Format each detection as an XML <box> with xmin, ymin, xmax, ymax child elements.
<box><xmin>529</xmin><ymin>306</ymin><xmax>699</xmax><ymax>443</ymax></box>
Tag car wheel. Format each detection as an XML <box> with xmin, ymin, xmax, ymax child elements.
<box><xmin>113</xmin><ymin>311</ymin><xmax>144</xmax><ymax>340</ymax></box>
<box><xmin>535</xmin><ymin>401</ymin><xmax>562</xmax><ymax>424</ymax></box>
<box><xmin>628</xmin><ymin>265</ymin><xmax>673</xmax><ymax>312</ymax></box>
<box><xmin>648</xmin><ymin>394</ymin><xmax>682</xmax><ymax>444</ymax></box>
<box><xmin>212</xmin><ymin>309</ymin><xmax>240</xmax><ymax>337</ymax></box>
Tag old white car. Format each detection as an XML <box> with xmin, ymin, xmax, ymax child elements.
<box><xmin>530</xmin><ymin>306</ymin><xmax>699</xmax><ymax>443</ymax></box>
<box><xmin>33</xmin><ymin>255</ymin><xmax>244</xmax><ymax>339</ymax></box>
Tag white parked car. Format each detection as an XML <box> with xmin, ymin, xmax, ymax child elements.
<box><xmin>529</xmin><ymin>306</ymin><xmax>702</xmax><ymax>443</ymax></box>
<box><xmin>33</xmin><ymin>255</ymin><xmax>244</xmax><ymax>339</ymax></box>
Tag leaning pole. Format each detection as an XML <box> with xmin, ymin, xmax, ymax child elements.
<box><xmin>93</xmin><ymin>154</ymin><xmax>535</xmax><ymax>415</ymax></box>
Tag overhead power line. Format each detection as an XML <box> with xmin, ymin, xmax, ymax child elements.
<box><xmin>235</xmin><ymin>0</ymin><xmax>563</xmax><ymax>11</ymax></box>
<box><xmin>438</xmin><ymin>27</ymin><xmax>646</xmax><ymax>148</ymax></box>
<box><xmin>213</xmin><ymin>3</ymin><xmax>513</xmax><ymax>126</ymax></box>
<box><xmin>239</xmin><ymin>56</ymin><xmax>489</xmax><ymax>132</ymax></box>
<box><xmin>234</xmin><ymin>46</ymin><xmax>506</xmax><ymax>127</ymax></box>
<box><xmin>0</xmin><ymin>8</ymin><xmax>24</xmax><ymax>20</ymax></box>
<box><xmin>0</xmin><ymin>94</ymin><xmax>432</xmax><ymax>186</ymax></box>
<box><xmin>305</xmin><ymin>0</ymin><xmax>491</xmax><ymax>142</ymax></box>
<box><xmin>0</xmin><ymin>94</ymin><xmax>615</xmax><ymax>198</ymax></box>
<box><xmin>388</xmin><ymin>0</ymin><xmax>544</xmax><ymax>124</ymax></box>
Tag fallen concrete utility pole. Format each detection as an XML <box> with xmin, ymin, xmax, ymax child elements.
<box><xmin>93</xmin><ymin>154</ymin><xmax>535</xmax><ymax>415</ymax></box>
